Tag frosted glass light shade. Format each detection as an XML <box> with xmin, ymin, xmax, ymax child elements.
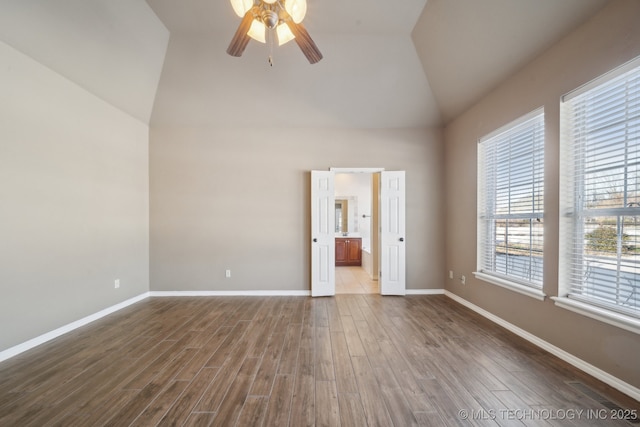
<box><xmin>230</xmin><ymin>0</ymin><xmax>253</xmax><ymax>17</ymax></box>
<box><xmin>277</xmin><ymin>24</ymin><xmax>295</xmax><ymax>45</ymax></box>
<box><xmin>263</xmin><ymin>0</ymin><xmax>277</xmax><ymax>3</ymax></box>
<box><xmin>285</xmin><ymin>0</ymin><xmax>307</xmax><ymax>23</ymax></box>
<box><xmin>247</xmin><ymin>20</ymin><xmax>266</xmax><ymax>43</ymax></box>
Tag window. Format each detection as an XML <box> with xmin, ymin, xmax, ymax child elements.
<box><xmin>476</xmin><ymin>109</ymin><xmax>545</xmax><ymax>298</ymax></box>
<box><xmin>559</xmin><ymin>57</ymin><xmax>640</xmax><ymax>323</ymax></box>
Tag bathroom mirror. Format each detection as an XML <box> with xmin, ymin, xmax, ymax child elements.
<box><xmin>335</xmin><ymin>196</ymin><xmax>358</xmax><ymax>234</ymax></box>
<box><xmin>335</xmin><ymin>200</ymin><xmax>348</xmax><ymax>233</ymax></box>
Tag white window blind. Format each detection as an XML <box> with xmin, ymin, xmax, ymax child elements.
<box><xmin>561</xmin><ymin>57</ymin><xmax>640</xmax><ymax>318</ymax></box>
<box><xmin>478</xmin><ymin>109</ymin><xmax>544</xmax><ymax>288</ymax></box>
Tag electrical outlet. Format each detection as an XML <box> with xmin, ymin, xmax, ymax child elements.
<box><xmin>460</xmin><ymin>275</ymin><xmax>466</xmax><ymax>285</ymax></box>
<box><xmin>225</xmin><ymin>269</ymin><xmax>231</xmax><ymax>278</ymax></box>
<box><xmin>449</xmin><ymin>270</ymin><xmax>453</xmax><ymax>279</ymax></box>
<box><xmin>114</xmin><ymin>279</ymin><xmax>120</xmax><ymax>289</ymax></box>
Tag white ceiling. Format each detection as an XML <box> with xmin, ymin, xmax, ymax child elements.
<box><xmin>0</xmin><ymin>0</ymin><xmax>169</xmax><ymax>124</ymax></box>
<box><xmin>146</xmin><ymin>0</ymin><xmax>440</xmax><ymax>128</ymax></box>
<box><xmin>145</xmin><ymin>0</ymin><xmax>428</xmax><ymax>35</ymax></box>
<box><xmin>412</xmin><ymin>0</ymin><xmax>608</xmax><ymax>123</ymax></box>
<box><xmin>0</xmin><ymin>0</ymin><xmax>610</xmax><ymax>127</ymax></box>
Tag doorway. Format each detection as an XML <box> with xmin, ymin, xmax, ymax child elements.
<box><xmin>334</xmin><ymin>172</ymin><xmax>378</xmax><ymax>294</ymax></box>
<box><xmin>311</xmin><ymin>168</ymin><xmax>406</xmax><ymax>296</ymax></box>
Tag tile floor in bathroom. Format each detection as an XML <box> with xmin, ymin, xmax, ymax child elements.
<box><xmin>335</xmin><ymin>266</ymin><xmax>379</xmax><ymax>294</ymax></box>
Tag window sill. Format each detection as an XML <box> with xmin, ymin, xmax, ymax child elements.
<box><xmin>551</xmin><ymin>297</ymin><xmax>640</xmax><ymax>335</ymax></box>
<box><xmin>473</xmin><ymin>272</ymin><xmax>546</xmax><ymax>301</ymax></box>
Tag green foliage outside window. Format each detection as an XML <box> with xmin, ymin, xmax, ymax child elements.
<box><xmin>585</xmin><ymin>226</ymin><xmax>629</xmax><ymax>254</ymax></box>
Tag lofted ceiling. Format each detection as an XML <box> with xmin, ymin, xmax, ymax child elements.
<box><xmin>413</xmin><ymin>0</ymin><xmax>609</xmax><ymax>123</ymax></box>
<box><xmin>0</xmin><ymin>0</ymin><xmax>169</xmax><ymax>124</ymax></box>
<box><xmin>0</xmin><ymin>0</ymin><xmax>610</xmax><ymax>128</ymax></box>
<box><xmin>145</xmin><ymin>0</ymin><xmax>438</xmax><ymax>128</ymax></box>
<box><xmin>145</xmin><ymin>0</ymin><xmax>428</xmax><ymax>35</ymax></box>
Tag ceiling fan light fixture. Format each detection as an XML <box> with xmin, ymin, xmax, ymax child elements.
<box><xmin>247</xmin><ymin>19</ymin><xmax>267</xmax><ymax>43</ymax></box>
<box><xmin>227</xmin><ymin>0</ymin><xmax>321</xmax><ymax>64</ymax></box>
<box><xmin>276</xmin><ymin>24</ymin><xmax>295</xmax><ymax>46</ymax></box>
<box><xmin>230</xmin><ymin>0</ymin><xmax>253</xmax><ymax>17</ymax></box>
<box><xmin>285</xmin><ymin>0</ymin><xmax>307</xmax><ymax>23</ymax></box>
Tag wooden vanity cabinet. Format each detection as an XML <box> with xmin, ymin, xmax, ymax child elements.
<box><xmin>335</xmin><ymin>237</ymin><xmax>362</xmax><ymax>266</ymax></box>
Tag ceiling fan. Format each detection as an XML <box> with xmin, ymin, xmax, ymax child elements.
<box><xmin>227</xmin><ymin>0</ymin><xmax>323</xmax><ymax>64</ymax></box>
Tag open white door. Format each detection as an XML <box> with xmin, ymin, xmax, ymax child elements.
<box><xmin>380</xmin><ymin>171</ymin><xmax>406</xmax><ymax>295</ymax></box>
<box><xmin>311</xmin><ymin>171</ymin><xmax>335</xmax><ymax>297</ymax></box>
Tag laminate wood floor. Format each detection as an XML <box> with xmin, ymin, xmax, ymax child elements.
<box><xmin>0</xmin><ymin>295</ymin><xmax>638</xmax><ymax>426</ymax></box>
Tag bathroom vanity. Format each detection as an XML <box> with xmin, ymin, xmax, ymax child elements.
<box><xmin>335</xmin><ymin>237</ymin><xmax>362</xmax><ymax>266</ymax></box>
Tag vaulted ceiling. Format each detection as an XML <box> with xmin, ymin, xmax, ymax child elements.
<box><xmin>0</xmin><ymin>0</ymin><xmax>609</xmax><ymax>128</ymax></box>
<box><xmin>0</xmin><ymin>1</ymin><xmax>168</xmax><ymax>124</ymax></box>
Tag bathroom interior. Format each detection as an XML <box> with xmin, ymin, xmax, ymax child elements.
<box><xmin>334</xmin><ymin>172</ymin><xmax>379</xmax><ymax>294</ymax></box>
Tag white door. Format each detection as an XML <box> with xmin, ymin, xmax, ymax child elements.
<box><xmin>311</xmin><ymin>171</ymin><xmax>335</xmax><ymax>297</ymax></box>
<box><xmin>380</xmin><ymin>171</ymin><xmax>406</xmax><ymax>295</ymax></box>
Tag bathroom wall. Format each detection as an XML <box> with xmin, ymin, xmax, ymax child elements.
<box><xmin>335</xmin><ymin>172</ymin><xmax>372</xmax><ymax>249</ymax></box>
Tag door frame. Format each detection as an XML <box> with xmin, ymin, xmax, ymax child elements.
<box><xmin>310</xmin><ymin>167</ymin><xmax>406</xmax><ymax>296</ymax></box>
<box><xmin>331</xmin><ymin>167</ymin><xmax>384</xmax><ymax>293</ymax></box>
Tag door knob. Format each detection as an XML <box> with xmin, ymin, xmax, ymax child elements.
<box><xmin>399</xmin><ymin>237</ymin><xmax>404</xmax><ymax>242</ymax></box>
<box><xmin>313</xmin><ymin>238</ymin><xmax>318</xmax><ymax>242</ymax></box>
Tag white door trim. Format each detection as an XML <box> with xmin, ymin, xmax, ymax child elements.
<box><xmin>330</xmin><ymin>167</ymin><xmax>385</xmax><ymax>173</ymax></box>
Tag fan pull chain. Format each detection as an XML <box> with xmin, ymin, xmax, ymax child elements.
<box><xmin>267</xmin><ymin>28</ymin><xmax>274</xmax><ymax>67</ymax></box>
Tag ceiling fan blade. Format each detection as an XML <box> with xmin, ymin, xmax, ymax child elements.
<box><xmin>226</xmin><ymin>9</ymin><xmax>256</xmax><ymax>57</ymax></box>
<box><xmin>285</xmin><ymin>21</ymin><xmax>323</xmax><ymax>64</ymax></box>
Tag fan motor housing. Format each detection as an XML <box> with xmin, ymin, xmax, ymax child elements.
<box><xmin>261</xmin><ymin>10</ymin><xmax>279</xmax><ymax>29</ymax></box>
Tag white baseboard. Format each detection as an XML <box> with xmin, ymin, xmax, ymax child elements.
<box><xmin>444</xmin><ymin>290</ymin><xmax>640</xmax><ymax>402</ymax></box>
<box><xmin>0</xmin><ymin>292</ymin><xmax>150</xmax><ymax>363</ymax></box>
<box><xmin>149</xmin><ymin>289</ymin><xmax>442</xmax><ymax>297</ymax></box>
<box><xmin>406</xmin><ymin>288</ymin><xmax>445</xmax><ymax>295</ymax></box>
<box><xmin>149</xmin><ymin>290</ymin><xmax>311</xmax><ymax>297</ymax></box>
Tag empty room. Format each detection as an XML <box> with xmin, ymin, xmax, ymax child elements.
<box><xmin>1</xmin><ymin>0</ymin><xmax>639</xmax><ymax>425</ymax></box>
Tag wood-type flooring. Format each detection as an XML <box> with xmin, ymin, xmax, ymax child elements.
<box><xmin>0</xmin><ymin>295</ymin><xmax>638</xmax><ymax>426</ymax></box>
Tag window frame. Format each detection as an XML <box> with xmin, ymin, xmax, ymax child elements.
<box><xmin>556</xmin><ymin>56</ymin><xmax>640</xmax><ymax>334</ymax></box>
<box><xmin>475</xmin><ymin>108</ymin><xmax>546</xmax><ymax>300</ymax></box>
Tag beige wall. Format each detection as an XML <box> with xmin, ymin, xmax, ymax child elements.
<box><xmin>444</xmin><ymin>0</ymin><xmax>640</xmax><ymax>388</ymax></box>
<box><xmin>0</xmin><ymin>41</ymin><xmax>150</xmax><ymax>352</ymax></box>
<box><xmin>149</xmin><ymin>127</ymin><xmax>444</xmax><ymax>292</ymax></box>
